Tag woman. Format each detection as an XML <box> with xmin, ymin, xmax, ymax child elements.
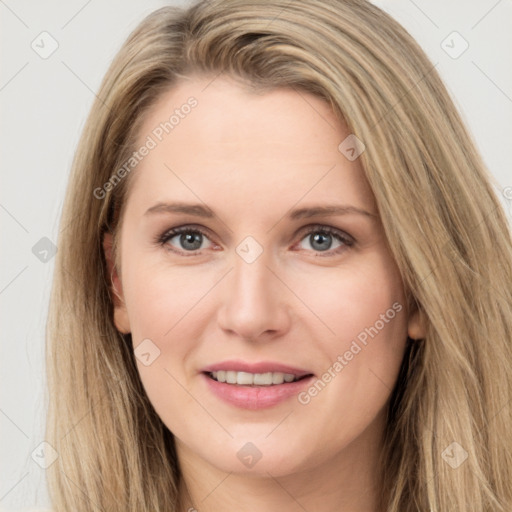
<box><xmin>45</xmin><ymin>0</ymin><xmax>512</xmax><ymax>510</ymax></box>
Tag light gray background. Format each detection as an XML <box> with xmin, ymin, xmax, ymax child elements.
<box><xmin>1</xmin><ymin>1</ymin><xmax>511</xmax><ymax>510</ymax></box>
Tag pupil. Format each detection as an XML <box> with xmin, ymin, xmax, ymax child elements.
<box><xmin>311</xmin><ymin>233</ymin><xmax>331</xmax><ymax>251</ymax></box>
<box><xmin>181</xmin><ymin>232</ymin><xmax>202</xmax><ymax>250</ymax></box>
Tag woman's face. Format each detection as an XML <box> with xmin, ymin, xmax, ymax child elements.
<box><xmin>105</xmin><ymin>75</ymin><xmax>423</xmax><ymax>477</ymax></box>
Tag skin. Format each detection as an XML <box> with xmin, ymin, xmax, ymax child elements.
<box><xmin>103</xmin><ymin>75</ymin><xmax>425</xmax><ymax>512</ymax></box>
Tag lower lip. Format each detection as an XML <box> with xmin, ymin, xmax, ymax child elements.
<box><xmin>201</xmin><ymin>372</ymin><xmax>315</xmax><ymax>410</ymax></box>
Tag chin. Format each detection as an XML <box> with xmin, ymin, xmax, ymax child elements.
<box><xmin>200</xmin><ymin>439</ymin><xmax>312</xmax><ymax>477</ymax></box>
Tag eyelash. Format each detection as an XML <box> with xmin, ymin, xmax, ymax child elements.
<box><xmin>155</xmin><ymin>224</ymin><xmax>355</xmax><ymax>257</ymax></box>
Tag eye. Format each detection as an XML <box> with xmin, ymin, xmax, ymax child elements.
<box><xmin>295</xmin><ymin>225</ymin><xmax>354</xmax><ymax>255</ymax></box>
<box><xmin>156</xmin><ymin>224</ymin><xmax>354</xmax><ymax>257</ymax></box>
<box><xmin>156</xmin><ymin>226</ymin><xmax>215</xmax><ymax>255</ymax></box>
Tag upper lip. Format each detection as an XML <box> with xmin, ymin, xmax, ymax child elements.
<box><xmin>201</xmin><ymin>360</ymin><xmax>314</xmax><ymax>378</ymax></box>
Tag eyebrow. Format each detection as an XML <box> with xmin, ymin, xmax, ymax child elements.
<box><xmin>144</xmin><ymin>201</ymin><xmax>376</xmax><ymax>219</ymax></box>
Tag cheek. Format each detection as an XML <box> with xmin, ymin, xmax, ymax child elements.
<box><xmin>295</xmin><ymin>259</ymin><xmax>408</xmax><ymax>429</ymax></box>
<box><xmin>122</xmin><ymin>257</ymin><xmax>217</xmax><ymax>378</ymax></box>
<box><xmin>122</xmin><ymin>261</ymin><xmax>209</xmax><ymax>424</ymax></box>
<box><xmin>122</xmin><ymin>255</ymin><xmax>208</xmax><ymax>339</ymax></box>
<box><xmin>291</xmin><ymin>256</ymin><xmax>407</xmax><ymax>350</ymax></box>
<box><xmin>291</xmin><ymin>255</ymin><xmax>408</xmax><ymax>403</ymax></box>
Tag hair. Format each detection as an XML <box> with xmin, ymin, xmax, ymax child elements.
<box><xmin>45</xmin><ymin>0</ymin><xmax>512</xmax><ymax>510</ymax></box>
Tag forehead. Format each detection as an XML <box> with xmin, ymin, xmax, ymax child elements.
<box><xmin>125</xmin><ymin>75</ymin><xmax>375</xmax><ymax>216</ymax></box>
<box><xmin>139</xmin><ymin>76</ymin><xmax>339</xmax><ymax>150</ymax></box>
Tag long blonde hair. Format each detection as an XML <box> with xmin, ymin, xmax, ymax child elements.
<box><xmin>45</xmin><ymin>0</ymin><xmax>512</xmax><ymax>510</ymax></box>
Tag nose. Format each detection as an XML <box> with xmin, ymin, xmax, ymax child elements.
<box><xmin>217</xmin><ymin>250</ymin><xmax>291</xmax><ymax>342</ymax></box>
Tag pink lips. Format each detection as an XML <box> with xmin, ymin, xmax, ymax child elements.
<box><xmin>201</xmin><ymin>359</ymin><xmax>315</xmax><ymax>410</ymax></box>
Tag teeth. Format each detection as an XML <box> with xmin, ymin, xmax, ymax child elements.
<box><xmin>210</xmin><ymin>370</ymin><xmax>300</xmax><ymax>386</ymax></box>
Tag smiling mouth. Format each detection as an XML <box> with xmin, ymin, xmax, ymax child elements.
<box><xmin>205</xmin><ymin>370</ymin><xmax>313</xmax><ymax>386</ymax></box>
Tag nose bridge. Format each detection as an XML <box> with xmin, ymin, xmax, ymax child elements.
<box><xmin>218</xmin><ymin>245</ymin><xmax>289</xmax><ymax>339</ymax></box>
<box><xmin>232</xmin><ymin>251</ymin><xmax>271</xmax><ymax>305</ymax></box>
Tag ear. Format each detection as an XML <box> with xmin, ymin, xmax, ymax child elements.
<box><xmin>103</xmin><ymin>232</ymin><xmax>131</xmax><ymax>334</ymax></box>
<box><xmin>407</xmin><ymin>304</ymin><xmax>426</xmax><ymax>341</ymax></box>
